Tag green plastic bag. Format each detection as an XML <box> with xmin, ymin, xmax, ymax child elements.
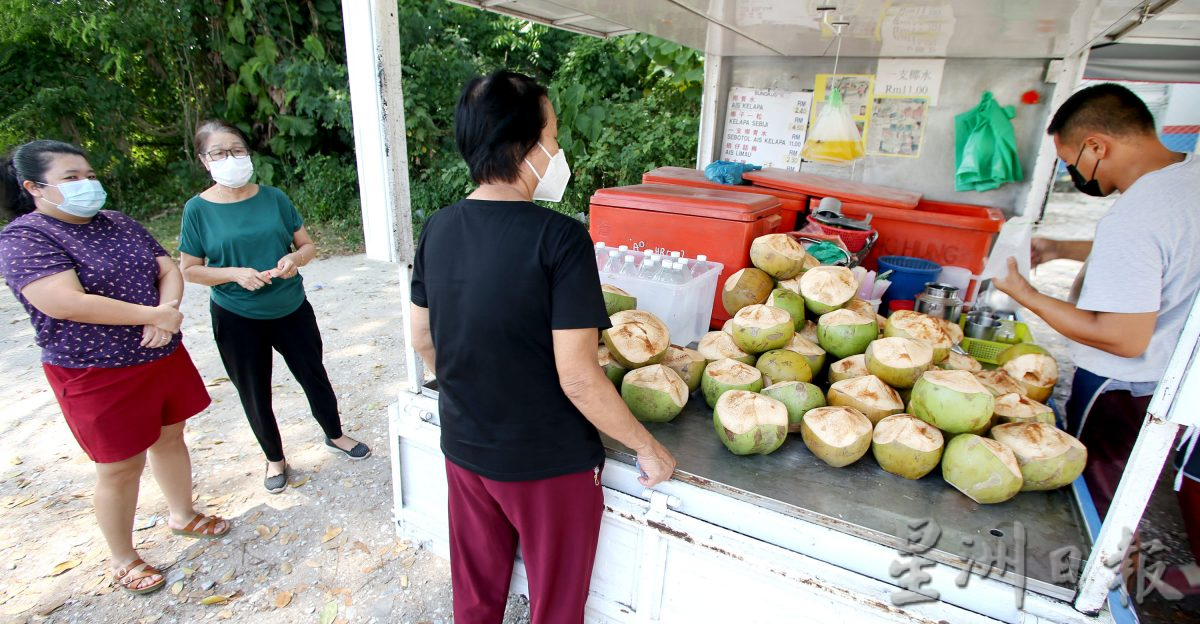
<box><xmin>954</xmin><ymin>92</ymin><xmax>1022</xmax><ymax>192</ymax></box>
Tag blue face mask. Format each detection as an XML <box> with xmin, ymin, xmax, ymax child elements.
<box><xmin>37</xmin><ymin>179</ymin><xmax>108</xmax><ymax>218</ymax></box>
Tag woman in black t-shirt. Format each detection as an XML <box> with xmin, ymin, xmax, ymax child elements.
<box><xmin>409</xmin><ymin>71</ymin><xmax>676</xmax><ymax>624</ymax></box>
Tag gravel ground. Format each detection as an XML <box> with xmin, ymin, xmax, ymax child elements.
<box><xmin>0</xmin><ymin>255</ymin><xmax>530</xmax><ymax>624</ymax></box>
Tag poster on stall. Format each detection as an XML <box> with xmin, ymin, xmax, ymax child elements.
<box><xmin>720</xmin><ymin>86</ymin><xmax>815</xmax><ymax>171</ymax></box>
<box><xmin>879</xmin><ymin>4</ymin><xmax>956</xmax><ymax>57</ymax></box>
<box><xmin>814</xmin><ymin>74</ymin><xmax>875</xmax><ymax>120</ymax></box>
<box><xmin>874</xmin><ymin>58</ymin><xmax>945</xmax><ymax>105</ymax></box>
<box><xmin>866</xmin><ymin>96</ymin><xmax>929</xmax><ymax>157</ymax></box>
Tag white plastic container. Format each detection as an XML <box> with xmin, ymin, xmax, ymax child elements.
<box><xmin>600</xmin><ymin>259</ymin><xmax>724</xmax><ymax>346</ymax></box>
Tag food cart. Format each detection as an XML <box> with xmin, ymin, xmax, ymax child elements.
<box><xmin>339</xmin><ymin>1</ymin><xmax>1200</xmax><ymax>621</ymax></box>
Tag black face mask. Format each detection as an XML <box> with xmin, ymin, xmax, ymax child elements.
<box><xmin>1067</xmin><ymin>143</ymin><xmax>1106</xmax><ymax>197</ymax></box>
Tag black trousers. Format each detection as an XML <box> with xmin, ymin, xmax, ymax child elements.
<box><xmin>210</xmin><ymin>299</ymin><xmax>342</xmax><ymax>462</ymax></box>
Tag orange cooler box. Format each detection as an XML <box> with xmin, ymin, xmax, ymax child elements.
<box><xmin>642</xmin><ymin>166</ymin><xmax>809</xmax><ymax>231</ymax></box>
<box><xmin>589</xmin><ymin>184</ymin><xmax>785</xmax><ymax>328</ymax></box>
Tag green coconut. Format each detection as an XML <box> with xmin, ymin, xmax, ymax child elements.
<box><xmin>798</xmin><ymin>266</ymin><xmax>857</xmax><ymax>315</ymax></box>
<box><xmin>940</xmin><ymin>350</ymin><xmax>982</xmax><ymax>372</ymax></box>
<box><xmin>989</xmin><ymin>422</ymin><xmax>1087</xmax><ymax>491</ymax></box>
<box><xmin>776</xmin><ymin>275</ymin><xmax>802</xmax><ymax>296</ymax></box>
<box><xmin>766</xmin><ymin>288</ymin><xmax>806</xmax><ymax>330</ymax></box>
<box><xmin>995</xmin><ymin>343</ymin><xmax>1051</xmax><ymax>365</ymax></box>
<box><xmin>620</xmin><ymin>364</ymin><xmax>689</xmax><ymax>423</ymax></box>
<box><xmin>755</xmin><ymin>349</ymin><xmax>813</xmax><ymax>386</ymax></box>
<box><xmin>597</xmin><ymin>345</ymin><xmax>628</xmax><ymax>386</ymax></box>
<box><xmin>750</xmin><ymin>233</ymin><xmax>813</xmax><ymax>280</ymax></box>
<box><xmin>871</xmin><ymin>414</ymin><xmax>945</xmax><ymax>480</ymax></box>
<box><xmin>1001</xmin><ymin>353</ymin><xmax>1059</xmax><ymax>403</ymax></box>
<box><xmin>800</xmin><ymin>406</ymin><xmax>873</xmax><ymax>468</ymax></box>
<box><xmin>827</xmin><ymin>375</ymin><xmax>906</xmax><ymax>425</ymax></box>
<box><xmin>721</xmin><ymin>267</ymin><xmax>774</xmax><ymax>316</ymax></box>
<box><xmin>885</xmin><ymin>310</ymin><xmax>954</xmax><ymax>363</ymax></box>
<box><xmin>697</xmin><ymin>331</ymin><xmax>757</xmax><ymax>365</ymax></box>
<box><xmin>701</xmin><ymin>358</ymin><xmax>764</xmax><ymax>408</ymax></box>
<box><xmin>941</xmin><ymin>434</ymin><xmax>1024</xmax><ymax>504</ymax></box>
<box><xmin>660</xmin><ymin>345</ymin><xmax>706</xmax><ymax>393</ymax></box>
<box><xmin>761</xmin><ymin>381</ymin><xmax>827</xmax><ymax>432</ymax></box>
<box><xmin>602</xmin><ymin>310</ymin><xmax>671</xmax><ymax>369</ymax></box>
<box><xmin>842</xmin><ymin>298</ymin><xmax>878</xmax><ymax>321</ymax></box>
<box><xmin>865</xmin><ymin>337</ymin><xmax>933</xmax><ymax>389</ymax></box>
<box><xmin>937</xmin><ymin>318</ymin><xmax>965</xmax><ymax>345</ymax></box>
<box><xmin>992</xmin><ymin>393</ymin><xmax>1056</xmax><ymax>426</ymax></box>
<box><xmin>829</xmin><ymin>354</ymin><xmax>870</xmax><ymax>383</ymax></box>
<box><xmin>713</xmin><ymin>390</ymin><xmax>789</xmax><ymax>455</ymax></box>
<box><xmin>876</xmin><ymin>314</ymin><xmax>888</xmax><ymax>338</ymax></box>
<box><xmin>601</xmin><ymin>284</ymin><xmax>637</xmax><ymax>317</ymax></box>
<box><xmin>973</xmin><ymin>369</ymin><xmax>1026</xmax><ymax>398</ymax></box>
<box><xmin>730</xmin><ymin>304</ymin><xmax>794</xmax><ymax>354</ymax></box>
<box><xmin>722</xmin><ymin>318</ymin><xmax>735</xmax><ymax>335</ymax></box>
<box><xmin>816</xmin><ymin>308</ymin><xmax>878</xmax><ymax>360</ymax></box>
<box><xmin>782</xmin><ymin>333</ymin><xmax>827</xmax><ymax>376</ymax></box>
<box><xmin>910</xmin><ymin>370</ymin><xmax>996</xmax><ymax>435</ymax></box>
<box><xmin>799</xmin><ymin>319</ymin><xmax>819</xmax><ymax>344</ymax></box>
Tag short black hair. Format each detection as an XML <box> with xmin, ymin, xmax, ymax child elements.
<box><xmin>454</xmin><ymin>71</ymin><xmax>548</xmax><ymax>185</ymax></box>
<box><xmin>1</xmin><ymin>140</ymin><xmax>88</xmax><ymax>218</ymax></box>
<box><xmin>1047</xmin><ymin>83</ymin><xmax>1156</xmax><ymax>142</ymax></box>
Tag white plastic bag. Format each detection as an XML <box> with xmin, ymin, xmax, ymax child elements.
<box><xmin>801</xmin><ymin>88</ymin><xmax>865</xmax><ymax>164</ymax></box>
<box><xmin>979</xmin><ymin>217</ymin><xmax>1032</xmax><ymax>281</ymax></box>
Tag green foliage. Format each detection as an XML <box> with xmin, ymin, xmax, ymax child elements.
<box><xmin>288</xmin><ymin>153</ymin><xmax>360</xmax><ymax>223</ymax></box>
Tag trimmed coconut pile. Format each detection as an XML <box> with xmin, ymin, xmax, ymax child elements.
<box><xmin>755</xmin><ymin>349</ymin><xmax>813</xmax><ymax>385</ymax></box>
<box><xmin>992</xmin><ymin>393</ymin><xmax>1055</xmax><ymax>425</ymax></box>
<box><xmin>800</xmin><ymin>406</ymin><xmax>873</xmax><ymax>467</ymax></box>
<box><xmin>1001</xmin><ymin>353</ymin><xmax>1059</xmax><ymax>403</ymax></box>
<box><xmin>598</xmin><ymin>345</ymin><xmax>628</xmax><ymax>386</ymax></box>
<box><xmin>697</xmin><ymin>331</ymin><xmax>756</xmax><ymax>365</ymax></box>
<box><xmin>884</xmin><ymin>310</ymin><xmax>953</xmax><ymax>363</ymax></box>
<box><xmin>714</xmin><ymin>390</ymin><xmax>789</xmax><ymax>455</ymax></box>
<box><xmin>660</xmin><ymin>345</ymin><xmax>706</xmax><ymax>392</ymax></box>
<box><xmin>730</xmin><ymin>304</ymin><xmax>794</xmax><ymax>354</ymax></box>
<box><xmin>871</xmin><ymin>414</ymin><xmax>944</xmax><ymax>479</ymax></box>
<box><xmin>799</xmin><ymin>319</ymin><xmax>819</xmax><ymax>344</ymax></box>
<box><xmin>721</xmin><ymin>267</ymin><xmax>774</xmax><ymax>316</ymax></box>
<box><xmin>940</xmin><ymin>350</ymin><xmax>982</xmax><ymax>372</ymax></box>
<box><xmin>762</xmin><ymin>381</ymin><xmax>826</xmax><ymax>432</ymax></box>
<box><xmin>989</xmin><ymin>422</ymin><xmax>1087</xmax><ymax>491</ymax></box>
<box><xmin>829</xmin><ymin>354</ymin><xmax>870</xmax><ymax>383</ymax></box>
<box><xmin>766</xmin><ymin>288</ymin><xmax>806</xmax><ymax>330</ymax></box>
<box><xmin>865</xmin><ymin>337</ymin><xmax>933</xmax><ymax>389</ymax></box>
<box><xmin>941</xmin><ymin>434</ymin><xmax>1024</xmax><ymax>504</ymax></box>
<box><xmin>910</xmin><ymin>370</ymin><xmax>995</xmax><ymax>434</ymax></box>
<box><xmin>601</xmin><ymin>284</ymin><xmax>636</xmax><ymax>317</ymax></box>
<box><xmin>816</xmin><ymin>308</ymin><xmax>878</xmax><ymax>360</ymax></box>
<box><xmin>782</xmin><ymin>333</ymin><xmax>827</xmax><ymax>375</ymax></box>
<box><xmin>799</xmin><ymin>266</ymin><xmax>858</xmax><ymax>315</ymax></box>
<box><xmin>827</xmin><ymin>375</ymin><xmax>905</xmax><ymax>425</ymax></box>
<box><xmin>749</xmin><ymin>233</ymin><xmax>814</xmax><ymax>280</ymax></box>
<box><xmin>972</xmin><ymin>369</ymin><xmax>1026</xmax><ymax>397</ymax></box>
<box><xmin>701</xmin><ymin>358</ymin><xmax>764</xmax><ymax>408</ymax></box>
<box><xmin>603</xmin><ymin>310</ymin><xmax>670</xmax><ymax>369</ymax></box>
<box><xmin>620</xmin><ymin>365</ymin><xmax>689</xmax><ymax>423</ymax></box>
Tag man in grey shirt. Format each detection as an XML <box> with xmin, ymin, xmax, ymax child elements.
<box><xmin>995</xmin><ymin>83</ymin><xmax>1199</xmax><ymax>596</ymax></box>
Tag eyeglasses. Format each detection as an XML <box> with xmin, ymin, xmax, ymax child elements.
<box><xmin>204</xmin><ymin>147</ymin><xmax>250</xmax><ymax>161</ymax></box>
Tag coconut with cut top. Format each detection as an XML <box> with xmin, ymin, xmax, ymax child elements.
<box><xmin>601</xmin><ymin>284</ymin><xmax>636</xmax><ymax>317</ymax></box>
<box><xmin>782</xmin><ymin>333</ymin><xmax>827</xmax><ymax>375</ymax></box>
<box><xmin>697</xmin><ymin>331</ymin><xmax>756</xmax><ymax>365</ymax></box>
<box><xmin>1001</xmin><ymin>353</ymin><xmax>1059</xmax><ymax>403</ymax></box>
<box><xmin>992</xmin><ymin>393</ymin><xmax>1055</xmax><ymax>426</ymax></box>
<box><xmin>761</xmin><ymin>381</ymin><xmax>827</xmax><ymax>432</ymax></box>
<box><xmin>871</xmin><ymin>414</ymin><xmax>945</xmax><ymax>479</ymax></box>
<box><xmin>989</xmin><ymin>422</ymin><xmax>1087</xmax><ymax>491</ymax></box>
<box><xmin>816</xmin><ymin>308</ymin><xmax>878</xmax><ymax>359</ymax></box>
<box><xmin>800</xmin><ymin>406</ymin><xmax>873</xmax><ymax>467</ymax></box>
<box><xmin>827</xmin><ymin>375</ymin><xmax>906</xmax><ymax>425</ymax></box>
<box><xmin>941</xmin><ymin>434</ymin><xmax>1025</xmax><ymax>504</ymax></box>
<box><xmin>620</xmin><ymin>365</ymin><xmax>689</xmax><ymax>423</ymax></box>
<box><xmin>721</xmin><ymin>267</ymin><xmax>774</xmax><ymax>316</ymax></box>
<box><xmin>713</xmin><ymin>390</ymin><xmax>789</xmax><ymax>455</ymax></box>
<box><xmin>937</xmin><ymin>318</ymin><xmax>965</xmax><ymax>345</ymax></box>
<box><xmin>940</xmin><ymin>350</ymin><xmax>982</xmax><ymax>372</ymax></box>
<box><xmin>798</xmin><ymin>266</ymin><xmax>858</xmax><ymax>315</ymax></box>
<box><xmin>910</xmin><ymin>370</ymin><xmax>996</xmax><ymax>435</ymax></box>
<box><xmin>766</xmin><ymin>288</ymin><xmax>806</xmax><ymax>330</ymax></box>
<box><xmin>829</xmin><ymin>354</ymin><xmax>870</xmax><ymax>383</ymax></box>
<box><xmin>755</xmin><ymin>349</ymin><xmax>813</xmax><ymax>386</ymax></box>
<box><xmin>750</xmin><ymin>233</ymin><xmax>813</xmax><ymax>279</ymax></box>
<box><xmin>598</xmin><ymin>345</ymin><xmax>628</xmax><ymax>386</ymax></box>
<box><xmin>661</xmin><ymin>345</ymin><xmax>706</xmax><ymax>393</ymax></box>
<box><xmin>730</xmin><ymin>304</ymin><xmax>794</xmax><ymax>354</ymax></box>
<box><xmin>885</xmin><ymin>310</ymin><xmax>954</xmax><ymax>363</ymax></box>
<box><xmin>973</xmin><ymin>369</ymin><xmax>1027</xmax><ymax>397</ymax></box>
<box><xmin>865</xmin><ymin>337</ymin><xmax>934</xmax><ymax>389</ymax></box>
<box><xmin>603</xmin><ymin>310</ymin><xmax>670</xmax><ymax>369</ymax></box>
<box><xmin>701</xmin><ymin>358</ymin><xmax>764</xmax><ymax>408</ymax></box>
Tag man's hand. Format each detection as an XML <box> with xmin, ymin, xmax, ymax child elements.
<box><xmin>634</xmin><ymin>438</ymin><xmax>676</xmax><ymax>487</ymax></box>
<box><xmin>1031</xmin><ymin>237</ymin><xmax>1059</xmax><ymax>267</ymax></box>
<box><xmin>993</xmin><ymin>257</ymin><xmax>1035</xmax><ymax>301</ymax></box>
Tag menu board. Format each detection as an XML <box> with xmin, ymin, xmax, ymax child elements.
<box><xmin>720</xmin><ymin>87</ymin><xmax>814</xmax><ymax>171</ymax></box>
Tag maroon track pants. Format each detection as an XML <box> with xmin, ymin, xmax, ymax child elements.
<box><xmin>445</xmin><ymin>458</ymin><xmax>604</xmax><ymax>624</ymax></box>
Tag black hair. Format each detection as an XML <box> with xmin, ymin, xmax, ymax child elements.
<box><xmin>454</xmin><ymin>71</ymin><xmax>549</xmax><ymax>185</ymax></box>
<box><xmin>1047</xmin><ymin>83</ymin><xmax>1156</xmax><ymax>142</ymax></box>
<box><xmin>0</xmin><ymin>140</ymin><xmax>88</xmax><ymax>218</ymax></box>
<box><xmin>193</xmin><ymin>119</ymin><xmax>251</xmax><ymax>159</ymax></box>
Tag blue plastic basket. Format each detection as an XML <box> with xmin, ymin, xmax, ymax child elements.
<box><xmin>877</xmin><ymin>256</ymin><xmax>942</xmax><ymax>308</ymax></box>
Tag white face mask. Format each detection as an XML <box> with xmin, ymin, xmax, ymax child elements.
<box><xmin>525</xmin><ymin>142</ymin><xmax>571</xmax><ymax>203</ymax></box>
<box><xmin>208</xmin><ymin>155</ymin><xmax>255</xmax><ymax>188</ymax></box>
<box><xmin>37</xmin><ymin>179</ymin><xmax>107</xmax><ymax>218</ymax></box>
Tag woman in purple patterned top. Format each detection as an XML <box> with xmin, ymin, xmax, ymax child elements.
<box><xmin>0</xmin><ymin>140</ymin><xmax>231</xmax><ymax>596</ymax></box>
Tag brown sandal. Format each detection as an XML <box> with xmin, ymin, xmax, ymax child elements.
<box><xmin>112</xmin><ymin>558</ymin><xmax>165</xmax><ymax>595</ymax></box>
<box><xmin>170</xmin><ymin>512</ymin><xmax>231</xmax><ymax>539</ymax></box>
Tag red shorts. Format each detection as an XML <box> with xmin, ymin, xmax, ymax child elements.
<box><xmin>43</xmin><ymin>344</ymin><xmax>211</xmax><ymax>463</ymax></box>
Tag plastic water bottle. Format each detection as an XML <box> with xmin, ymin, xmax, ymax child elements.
<box><xmin>594</xmin><ymin>242</ymin><xmax>607</xmax><ymax>270</ymax></box>
<box><xmin>601</xmin><ymin>250</ymin><xmax>622</xmax><ymax>274</ymax></box>
<box><xmin>669</xmin><ymin>251</ymin><xmax>682</xmax><ymax>260</ymax></box>
<box><xmin>670</xmin><ymin>261</ymin><xmax>689</xmax><ymax>284</ymax></box>
<box><xmin>637</xmin><ymin>258</ymin><xmax>660</xmax><ymax>280</ymax></box>
<box><xmin>690</xmin><ymin>254</ymin><xmax>710</xmax><ymax>278</ymax></box>
<box><xmin>619</xmin><ymin>255</ymin><xmax>638</xmax><ymax>277</ymax></box>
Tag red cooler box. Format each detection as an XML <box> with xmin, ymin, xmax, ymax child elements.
<box><xmin>745</xmin><ymin>168</ymin><xmax>922</xmax><ymax>210</ymax></box>
<box><xmin>589</xmin><ymin>184</ymin><xmax>784</xmax><ymax>328</ymax></box>
<box><xmin>642</xmin><ymin>166</ymin><xmax>809</xmax><ymax>231</ymax></box>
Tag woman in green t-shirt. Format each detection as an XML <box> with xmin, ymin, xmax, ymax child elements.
<box><xmin>179</xmin><ymin>120</ymin><xmax>370</xmax><ymax>493</ymax></box>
